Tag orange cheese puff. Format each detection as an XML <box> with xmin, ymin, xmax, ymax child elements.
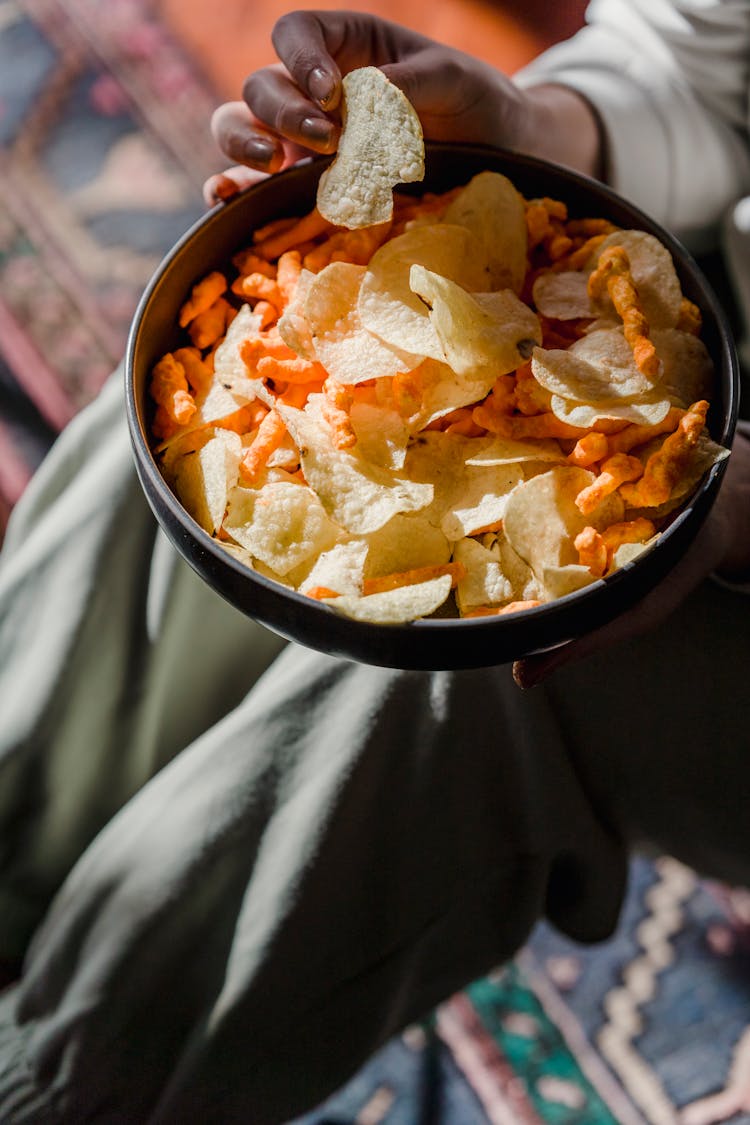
<box><xmin>150</xmin><ymin>353</ymin><xmax>196</xmax><ymax>426</ymax></box>
<box><xmin>236</xmin><ymin>273</ymin><xmax>284</xmax><ymax>311</ymax></box>
<box><xmin>254</xmin><ymin>208</ymin><xmax>333</xmax><ymax>260</ymax></box>
<box><xmin>551</xmin><ymin>233</ymin><xmax>607</xmax><ymax>273</ymax></box>
<box><xmin>178</xmin><ymin>271</ymin><xmax>227</xmax><ymax>328</ymax></box>
<box><xmin>253</xmin><ymin>300</ymin><xmax>278</xmax><ymax>329</ymax></box>
<box><xmin>568</xmin><ymin>432</ymin><xmax>609</xmax><ymax>468</ymax></box>
<box><xmin>172</xmin><ymin>347</ymin><xmax>213</xmax><ymax>395</ymax></box>
<box><xmin>322</xmin><ymin>379</ymin><xmax>356</xmax><ymax>450</ymax></box>
<box><xmin>619</xmin><ymin>400</ymin><xmax>709</xmax><ymax>508</ymax></box>
<box><xmin>574</xmin><ymin>526</ymin><xmax>609</xmax><ymax>577</ymax></box>
<box><xmin>151</xmin><ymin>403</ymin><xmax>180</xmax><ymax>441</ymax></box>
<box><xmin>362</xmin><ymin>561</ymin><xmax>466</xmax><ymax>596</ymax></box>
<box><xmin>463</xmin><ymin>378</ymin><xmax>515</xmax><ymax>432</ymax></box>
<box><xmin>392</xmin><ymin>368</ymin><xmax>424</xmax><ymax>418</ymax></box>
<box><xmin>514</xmin><ymin>364</ymin><xmax>550</xmax><ymax>416</ymax></box>
<box><xmin>239</xmin><ymin>409</ymin><xmax>288</xmax><ymax>483</ymax></box>
<box><xmin>606</xmin><ymin>407</ymin><xmax>684</xmax><ymax>455</ymax></box>
<box><xmin>252</xmin><ymin>215</ymin><xmax>298</xmax><ymax>243</ymax></box>
<box><xmin>588</xmin><ymin>246</ymin><xmax>660</xmax><ymax>377</ymax></box>
<box><xmin>445</xmin><ymin>409</ymin><xmax>487</xmax><ymax>437</ymax></box>
<box><xmin>241</xmin><ymin>336</ymin><xmax>297</xmax><ymax>371</ymax></box>
<box><xmin>473</xmin><ymin>404</ymin><xmax>583</xmax><ymax>441</ymax></box>
<box><xmin>216</xmin><ymin>400</ymin><xmax>269</xmax><ymax>435</ymax></box>
<box><xmin>256</xmin><ymin>355</ymin><xmax>328</xmax><ymax>385</ymax></box>
<box><xmin>188</xmin><ymin>297</ymin><xmax>234</xmax><ymax>349</ymax></box>
<box><xmin>601</xmin><ymin>517</ymin><xmax>656</xmax><ymax>554</ymax></box>
<box><xmin>232</xmin><ymin>248</ymin><xmax>276</xmax><ymax>277</ymax></box>
<box><xmin>305</xmin><ymin>586</ymin><xmax>341</xmax><ymax>600</ymax></box>
<box><xmin>575</xmin><ymin>453</ymin><xmax>643</xmax><ymax>515</ymax></box>
<box><xmin>548</xmin><ymin>233</ymin><xmax>574</xmax><ymax>261</ymax></box>
<box><xmin>566</xmin><ymin>217</ymin><xmax>618</xmax><ymax>238</ymax></box>
<box><xmin>278</xmin><ymin>381</ymin><xmax>324</xmax><ymax>408</ymax></box>
<box><xmin>676</xmin><ymin>297</ymin><xmax>703</xmax><ymax>335</ymax></box>
<box><xmin>276</xmin><ymin>250</ymin><xmax>302</xmax><ymax>303</ymax></box>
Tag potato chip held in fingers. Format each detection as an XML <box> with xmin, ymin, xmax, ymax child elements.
<box><xmin>316</xmin><ymin>66</ymin><xmax>424</xmax><ymax>230</ymax></box>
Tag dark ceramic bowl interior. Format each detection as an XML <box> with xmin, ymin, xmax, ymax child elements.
<box><xmin>125</xmin><ymin>143</ymin><xmax>739</xmax><ymax>670</ymax></box>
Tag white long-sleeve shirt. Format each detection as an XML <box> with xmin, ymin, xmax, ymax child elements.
<box><xmin>516</xmin><ymin>0</ymin><xmax>750</xmax><ymax>369</ymax></box>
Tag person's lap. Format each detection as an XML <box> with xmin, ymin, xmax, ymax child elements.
<box><xmin>0</xmin><ymin>373</ymin><xmax>747</xmax><ymax>1121</ymax></box>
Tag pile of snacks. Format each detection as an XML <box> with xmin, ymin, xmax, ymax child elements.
<box><xmin>148</xmin><ymin>73</ymin><xmax>728</xmax><ymax>626</ymax></box>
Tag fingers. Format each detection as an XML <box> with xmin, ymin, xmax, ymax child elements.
<box><xmin>270</xmin><ymin>10</ymin><xmax>345</xmax><ymax>110</ymax></box>
<box><xmin>210</xmin><ymin>101</ymin><xmax>285</xmax><ymax>172</ymax></box>
<box><xmin>242</xmin><ymin>67</ymin><xmax>338</xmax><ymax>154</ymax></box>
<box><xmin>202</xmin><ymin>166</ymin><xmax>268</xmax><ymax>208</ymax></box>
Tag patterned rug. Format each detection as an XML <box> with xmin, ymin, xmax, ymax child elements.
<box><xmin>2</xmin><ymin>3</ymin><xmax>750</xmax><ymax>1123</ymax></box>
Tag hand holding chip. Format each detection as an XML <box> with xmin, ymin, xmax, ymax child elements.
<box><xmin>206</xmin><ymin>10</ymin><xmax>602</xmax><ymax>204</ymax></box>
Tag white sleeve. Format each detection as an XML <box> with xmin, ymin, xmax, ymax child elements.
<box><xmin>515</xmin><ymin>0</ymin><xmax>750</xmax><ymax>251</ymax></box>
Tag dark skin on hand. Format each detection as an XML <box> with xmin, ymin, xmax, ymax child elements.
<box><xmin>204</xmin><ymin>9</ymin><xmax>750</xmax><ymax>686</ymax></box>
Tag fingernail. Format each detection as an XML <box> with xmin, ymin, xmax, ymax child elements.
<box><xmin>242</xmin><ymin>136</ymin><xmax>276</xmax><ymax>167</ymax></box>
<box><xmin>309</xmin><ymin>67</ymin><xmax>335</xmax><ymax>107</ymax></box>
<box><xmin>300</xmin><ymin>116</ymin><xmax>334</xmax><ymax>146</ymax></box>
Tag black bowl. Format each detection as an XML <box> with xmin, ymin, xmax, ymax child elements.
<box><xmin>125</xmin><ymin>143</ymin><xmax>739</xmax><ymax>670</ymax></box>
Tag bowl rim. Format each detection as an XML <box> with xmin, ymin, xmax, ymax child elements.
<box><xmin>124</xmin><ymin>143</ymin><xmax>740</xmax><ymax>664</ymax></box>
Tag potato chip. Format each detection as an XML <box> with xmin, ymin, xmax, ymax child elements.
<box><xmin>532</xmin><ymin>270</ymin><xmax>593</xmax><ymax>320</ymax></box>
<box><xmin>316</xmin><ymin>66</ymin><xmax>424</xmax><ymax>230</ymax></box>
<box><xmin>652</xmin><ymin>328</ymin><xmax>715</xmax><ymax>406</ymax></box>
<box><xmin>503</xmin><ymin>466</ymin><xmax>624</xmax><ymax>575</ymax></box>
<box><xmin>405</xmin><ymin>358</ymin><xmax>500</xmax><ymax>430</ymax></box>
<box><xmin>540</xmin><ymin>563</ymin><xmax>597</xmax><ymax>599</ymax></box>
<box><xmin>349</xmin><ymin>401</ymin><xmax>410</xmax><ymax>470</ymax></box>
<box><xmin>171</xmin><ymin>428</ymin><xmax>242</xmax><ymax>534</ymax></box>
<box><xmin>453</xmin><ymin>537</ymin><xmax>514</xmax><ymax>610</ymax></box>
<box><xmin>465</xmin><ymin>436</ymin><xmax>565</xmax><ymax>467</ymax></box>
<box><xmin>443</xmin><ymin>171</ymin><xmax>527</xmax><ymax>292</ymax></box>
<box><xmin>277</xmin><ymin>268</ymin><xmax>317</xmax><ymax>360</ymax></box>
<box><xmin>531</xmin><ymin>329</ymin><xmax>661</xmax><ymax>404</ymax></box>
<box><xmin>321</xmin><ymin>574</ymin><xmax>452</xmax><ymax>623</ymax></box>
<box><xmin>303</xmin><ymin>261</ymin><xmax>422</xmax><ymax>382</ymax></box>
<box><xmin>409</xmin><ymin>265</ymin><xmax>541</xmax><ymax>376</ymax></box>
<box><xmin>364</xmin><ymin>513</ymin><xmax>451</xmax><ymax>577</ymax></box>
<box><xmin>403</xmin><ymin>431</ymin><xmax>522</xmax><ymax>538</ymax></box>
<box><xmin>299</xmin><ymin>540</ymin><xmax>368</xmax><ymax>596</ymax></box>
<box><xmin>588</xmin><ymin>230</ymin><xmax>683</xmax><ymax>328</ymax></box>
<box><xmin>224</xmin><ymin>479</ymin><xmax>340</xmax><ymax>575</ymax></box>
<box><xmin>278</xmin><ymin>403</ymin><xmax>433</xmax><ymax>533</ymax></box>
<box><xmin>550</xmin><ymin>393</ymin><xmax>672</xmax><ymax>428</ymax></box>
<box><xmin>358</xmin><ymin>224</ymin><xmax>490</xmax><ymax>358</ymax></box>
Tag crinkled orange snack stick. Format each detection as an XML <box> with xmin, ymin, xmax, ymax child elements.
<box><xmin>575</xmin><ymin>518</ymin><xmax>657</xmax><ymax>577</ymax></box>
<box><xmin>473</xmin><ymin>405</ymin><xmax>584</xmax><ymax>441</ymax></box>
<box><xmin>239</xmin><ymin>408</ymin><xmax>288</xmax><ymax>484</ymax></box>
<box><xmin>575</xmin><ymin>452</ymin><xmax>643</xmax><ymax>515</ymax></box>
<box><xmin>574</xmin><ymin>526</ymin><xmax>609</xmax><ymax>577</ymax></box>
<box><xmin>150</xmin><ymin>353</ymin><xmax>196</xmax><ymax>427</ymax></box>
<box><xmin>619</xmin><ymin>400</ymin><xmax>709</xmax><ymax>508</ymax></box>
<box><xmin>188</xmin><ymin>297</ymin><xmax>235</xmax><ymax>349</ymax></box>
<box><xmin>605</xmin><ymin>407</ymin><xmax>684</xmax><ymax>455</ymax></box>
<box><xmin>172</xmin><ymin>347</ymin><xmax>213</xmax><ymax>396</ymax></box>
<box><xmin>321</xmin><ymin>379</ymin><xmax>356</xmax><ymax>450</ymax></box>
<box><xmin>568</xmin><ymin>432</ymin><xmax>609</xmax><ymax>468</ymax></box>
<box><xmin>236</xmin><ymin>273</ymin><xmax>285</xmax><ymax>312</ymax></box>
<box><xmin>178</xmin><ymin>271</ymin><xmax>227</xmax><ymax>328</ymax></box>
<box><xmin>362</xmin><ymin>561</ymin><xmax>466</xmax><ymax>596</ymax></box>
<box><xmin>254</xmin><ymin>207</ymin><xmax>333</xmax><ymax>261</ymax></box>
<box><xmin>256</xmin><ymin>355</ymin><xmax>328</xmax><ymax>386</ymax></box>
<box><xmin>588</xmin><ymin>246</ymin><xmax>660</xmax><ymax>378</ymax></box>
